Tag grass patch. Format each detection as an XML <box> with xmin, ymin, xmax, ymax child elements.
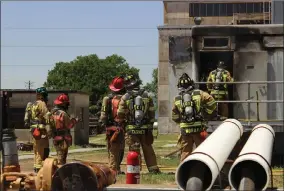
<box><xmin>157</xmin><ymin>156</ymin><xmax>179</xmax><ymax>167</ymax></box>
<box><xmin>273</xmin><ymin>166</ymin><xmax>284</xmax><ymax>171</ymax></box>
<box><xmin>115</xmin><ymin>173</ymin><xmax>176</xmax><ymax>185</ymax></box>
<box><xmin>89</xmin><ymin>134</ymin><xmax>106</xmax><ymax>145</ymax></box>
<box><xmin>115</xmin><ymin>173</ymin><xmax>284</xmax><ymax>188</ymax></box>
<box><xmin>18</xmin><ymin>145</ymin><xmax>83</xmax><ymax>155</ymax></box>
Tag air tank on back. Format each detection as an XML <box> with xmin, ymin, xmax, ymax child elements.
<box><xmin>215</xmin><ymin>70</ymin><xmax>222</xmax><ymax>83</ymax></box>
<box><xmin>134</xmin><ymin>95</ymin><xmax>144</xmax><ymax>123</ymax></box>
<box><xmin>182</xmin><ymin>93</ymin><xmax>194</xmax><ymax>119</ymax></box>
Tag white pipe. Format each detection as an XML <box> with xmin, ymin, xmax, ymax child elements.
<box><xmin>228</xmin><ymin>124</ymin><xmax>275</xmax><ymax>190</ymax></box>
<box><xmin>175</xmin><ymin>119</ymin><xmax>243</xmax><ymax>190</ymax></box>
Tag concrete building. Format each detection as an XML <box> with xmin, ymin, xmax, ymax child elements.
<box><xmin>157</xmin><ymin>0</ymin><xmax>283</xmax><ymax>134</ymax></box>
<box><xmin>3</xmin><ymin>90</ymin><xmax>90</xmax><ymax>146</ymax></box>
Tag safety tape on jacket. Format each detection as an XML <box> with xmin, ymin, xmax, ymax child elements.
<box><xmin>211</xmin><ymin>90</ymin><xmax>228</xmax><ymax>95</ymax></box>
<box><xmin>126</xmin><ymin>125</ymin><xmax>150</xmax><ymax>130</ymax></box>
<box><xmin>180</xmin><ymin>122</ymin><xmax>203</xmax><ymax>128</ymax></box>
<box><xmin>126</xmin><ymin>165</ymin><xmax>140</xmax><ymax>173</ymax></box>
<box><xmin>182</xmin><ymin>127</ymin><xmax>203</xmax><ymax>134</ymax></box>
<box><xmin>30</xmin><ymin>124</ymin><xmax>45</xmax><ymax>129</ymax></box>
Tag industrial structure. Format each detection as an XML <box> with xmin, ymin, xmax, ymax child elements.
<box><xmin>163</xmin><ymin>0</ymin><xmax>283</xmax><ymax>25</ymax></box>
<box><xmin>157</xmin><ymin>0</ymin><xmax>284</xmax><ymax>164</ymax></box>
<box><xmin>1</xmin><ymin>89</ymin><xmax>90</xmax><ymax>145</ymax></box>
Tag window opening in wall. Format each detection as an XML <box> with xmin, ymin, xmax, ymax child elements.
<box><xmin>203</xmin><ymin>37</ymin><xmax>229</xmax><ymax>48</ymax></box>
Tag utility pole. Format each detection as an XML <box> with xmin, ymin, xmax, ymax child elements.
<box><xmin>25</xmin><ymin>81</ymin><xmax>34</xmax><ymax>90</ymax></box>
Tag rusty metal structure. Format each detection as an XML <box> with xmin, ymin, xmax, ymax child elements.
<box><xmin>0</xmin><ymin>158</ymin><xmax>116</xmax><ymax>191</ymax></box>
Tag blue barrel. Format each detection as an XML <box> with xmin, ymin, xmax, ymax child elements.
<box><xmin>2</xmin><ymin>128</ymin><xmax>19</xmax><ymax>167</ymax></box>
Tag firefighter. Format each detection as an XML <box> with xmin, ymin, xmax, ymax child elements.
<box><xmin>24</xmin><ymin>87</ymin><xmax>50</xmax><ymax>173</ymax></box>
<box><xmin>117</xmin><ymin>74</ymin><xmax>160</xmax><ymax>173</ymax></box>
<box><xmin>99</xmin><ymin>76</ymin><xmax>126</xmax><ymax>174</ymax></box>
<box><xmin>172</xmin><ymin>73</ymin><xmax>217</xmax><ymax>162</ymax></box>
<box><xmin>50</xmin><ymin>93</ymin><xmax>78</xmax><ymax>165</ymax></box>
<box><xmin>207</xmin><ymin>61</ymin><xmax>233</xmax><ymax>118</ymax></box>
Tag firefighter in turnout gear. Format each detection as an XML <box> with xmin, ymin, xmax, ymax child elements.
<box><xmin>50</xmin><ymin>93</ymin><xmax>78</xmax><ymax>165</ymax></box>
<box><xmin>99</xmin><ymin>76</ymin><xmax>126</xmax><ymax>174</ymax></box>
<box><xmin>207</xmin><ymin>61</ymin><xmax>233</xmax><ymax>118</ymax></box>
<box><xmin>24</xmin><ymin>87</ymin><xmax>50</xmax><ymax>173</ymax></box>
<box><xmin>117</xmin><ymin>75</ymin><xmax>160</xmax><ymax>173</ymax></box>
<box><xmin>172</xmin><ymin>73</ymin><xmax>217</xmax><ymax>162</ymax></box>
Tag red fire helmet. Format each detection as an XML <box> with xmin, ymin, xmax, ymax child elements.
<box><xmin>109</xmin><ymin>76</ymin><xmax>124</xmax><ymax>92</ymax></box>
<box><xmin>54</xmin><ymin>93</ymin><xmax>70</xmax><ymax>105</ymax></box>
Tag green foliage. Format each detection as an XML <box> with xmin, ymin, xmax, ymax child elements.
<box><xmin>144</xmin><ymin>68</ymin><xmax>158</xmax><ymax>112</ymax></box>
<box><xmin>144</xmin><ymin>68</ymin><xmax>158</xmax><ymax>96</ymax></box>
<box><xmin>44</xmin><ymin>54</ymin><xmax>140</xmax><ymax>105</ymax></box>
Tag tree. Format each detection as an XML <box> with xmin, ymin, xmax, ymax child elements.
<box><xmin>44</xmin><ymin>54</ymin><xmax>140</xmax><ymax>106</ymax></box>
<box><xmin>144</xmin><ymin>68</ymin><xmax>158</xmax><ymax>118</ymax></box>
<box><xmin>144</xmin><ymin>68</ymin><xmax>158</xmax><ymax>96</ymax></box>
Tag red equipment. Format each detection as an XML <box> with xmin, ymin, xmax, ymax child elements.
<box><xmin>200</xmin><ymin>130</ymin><xmax>208</xmax><ymax>141</ymax></box>
<box><xmin>54</xmin><ymin>93</ymin><xmax>70</xmax><ymax>105</ymax></box>
<box><xmin>126</xmin><ymin>151</ymin><xmax>140</xmax><ymax>184</ymax></box>
<box><xmin>109</xmin><ymin>76</ymin><xmax>124</xmax><ymax>92</ymax></box>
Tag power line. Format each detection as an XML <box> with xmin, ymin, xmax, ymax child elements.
<box><xmin>2</xmin><ymin>64</ymin><xmax>157</xmax><ymax>66</ymax></box>
<box><xmin>3</xmin><ymin>27</ymin><xmax>157</xmax><ymax>30</ymax></box>
<box><xmin>2</xmin><ymin>45</ymin><xmax>150</xmax><ymax>48</ymax></box>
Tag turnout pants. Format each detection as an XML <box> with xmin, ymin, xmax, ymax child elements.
<box><xmin>125</xmin><ymin>131</ymin><xmax>160</xmax><ymax>173</ymax></box>
<box><xmin>54</xmin><ymin>140</ymin><xmax>69</xmax><ymax>165</ymax></box>
<box><xmin>178</xmin><ymin>133</ymin><xmax>203</xmax><ymax>162</ymax></box>
<box><xmin>107</xmin><ymin>129</ymin><xmax>125</xmax><ymax>172</ymax></box>
<box><xmin>211</xmin><ymin>93</ymin><xmax>229</xmax><ymax>118</ymax></box>
<box><xmin>33</xmin><ymin>137</ymin><xmax>49</xmax><ymax>170</ymax></box>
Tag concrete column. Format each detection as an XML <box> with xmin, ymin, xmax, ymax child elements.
<box><xmin>158</xmin><ymin>30</ymin><xmax>170</xmax><ymax>134</ymax></box>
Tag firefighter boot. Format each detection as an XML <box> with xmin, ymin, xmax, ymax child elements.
<box><xmin>34</xmin><ymin>168</ymin><xmax>40</xmax><ymax>173</ymax></box>
<box><xmin>148</xmin><ymin>167</ymin><xmax>161</xmax><ymax>174</ymax></box>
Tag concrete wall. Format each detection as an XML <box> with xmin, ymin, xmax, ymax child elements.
<box><xmin>233</xmin><ymin>51</ymin><xmax>268</xmax><ymax>120</ymax></box>
<box><xmin>158</xmin><ymin>28</ymin><xmax>192</xmax><ymax>133</ymax></box>
<box><xmin>7</xmin><ymin>91</ymin><xmax>89</xmax><ymax>145</ymax></box>
<box><xmin>74</xmin><ymin>94</ymin><xmax>90</xmax><ymax>145</ymax></box>
<box><xmin>267</xmin><ymin>50</ymin><xmax>284</xmax><ymax>120</ymax></box>
<box><xmin>272</xmin><ymin>0</ymin><xmax>284</xmax><ymax>24</ymax></box>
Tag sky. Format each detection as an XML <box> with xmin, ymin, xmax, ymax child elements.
<box><xmin>1</xmin><ymin>1</ymin><xmax>163</xmax><ymax>89</ymax></box>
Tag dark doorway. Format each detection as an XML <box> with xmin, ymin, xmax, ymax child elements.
<box><xmin>198</xmin><ymin>51</ymin><xmax>234</xmax><ymax>118</ymax></box>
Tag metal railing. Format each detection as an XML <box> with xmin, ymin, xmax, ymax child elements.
<box><xmin>194</xmin><ymin>81</ymin><xmax>284</xmax><ymax>124</ymax></box>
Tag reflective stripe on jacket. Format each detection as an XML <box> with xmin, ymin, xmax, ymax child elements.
<box><xmin>29</xmin><ymin>100</ymin><xmax>49</xmax><ymax>129</ymax></box>
<box><xmin>171</xmin><ymin>89</ymin><xmax>216</xmax><ymax>129</ymax></box>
